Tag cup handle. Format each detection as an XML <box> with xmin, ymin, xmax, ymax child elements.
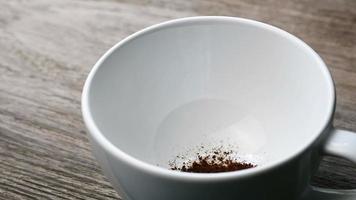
<box><xmin>324</xmin><ymin>129</ymin><xmax>356</xmax><ymax>163</ymax></box>
<box><xmin>301</xmin><ymin>128</ymin><xmax>356</xmax><ymax>200</ymax></box>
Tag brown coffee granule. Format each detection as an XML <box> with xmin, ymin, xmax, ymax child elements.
<box><xmin>170</xmin><ymin>147</ymin><xmax>256</xmax><ymax>173</ymax></box>
<box><xmin>179</xmin><ymin>157</ymin><xmax>255</xmax><ymax>173</ymax></box>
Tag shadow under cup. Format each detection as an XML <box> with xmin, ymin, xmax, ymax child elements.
<box><xmin>87</xmin><ymin>19</ymin><xmax>333</xmax><ymax>172</ymax></box>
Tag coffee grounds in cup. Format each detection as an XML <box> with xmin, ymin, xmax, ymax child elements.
<box><xmin>170</xmin><ymin>148</ymin><xmax>256</xmax><ymax>173</ymax></box>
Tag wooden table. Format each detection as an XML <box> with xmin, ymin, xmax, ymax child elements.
<box><xmin>1</xmin><ymin>0</ymin><xmax>355</xmax><ymax>199</ymax></box>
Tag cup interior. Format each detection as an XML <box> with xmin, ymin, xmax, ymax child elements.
<box><xmin>86</xmin><ymin>18</ymin><xmax>334</xmax><ymax>170</ymax></box>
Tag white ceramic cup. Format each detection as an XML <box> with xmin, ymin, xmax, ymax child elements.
<box><xmin>82</xmin><ymin>16</ymin><xmax>356</xmax><ymax>200</ymax></box>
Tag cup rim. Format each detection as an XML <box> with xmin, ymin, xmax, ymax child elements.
<box><xmin>81</xmin><ymin>16</ymin><xmax>335</xmax><ymax>181</ymax></box>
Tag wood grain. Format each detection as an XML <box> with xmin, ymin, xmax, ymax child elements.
<box><xmin>0</xmin><ymin>0</ymin><xmax>355</xmax><ymax>199</ymax></box>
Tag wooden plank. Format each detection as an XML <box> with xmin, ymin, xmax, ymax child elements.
<box><xmin>0</xmin><ymin>0</ymin><xmax>355</xmax><ymax>199</ymax></box>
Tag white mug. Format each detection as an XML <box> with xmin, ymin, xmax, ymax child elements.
<box><xmin>82</xmin><ymin>16</ymin><xmax>356</xmax><ymax>200</ymax></box>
